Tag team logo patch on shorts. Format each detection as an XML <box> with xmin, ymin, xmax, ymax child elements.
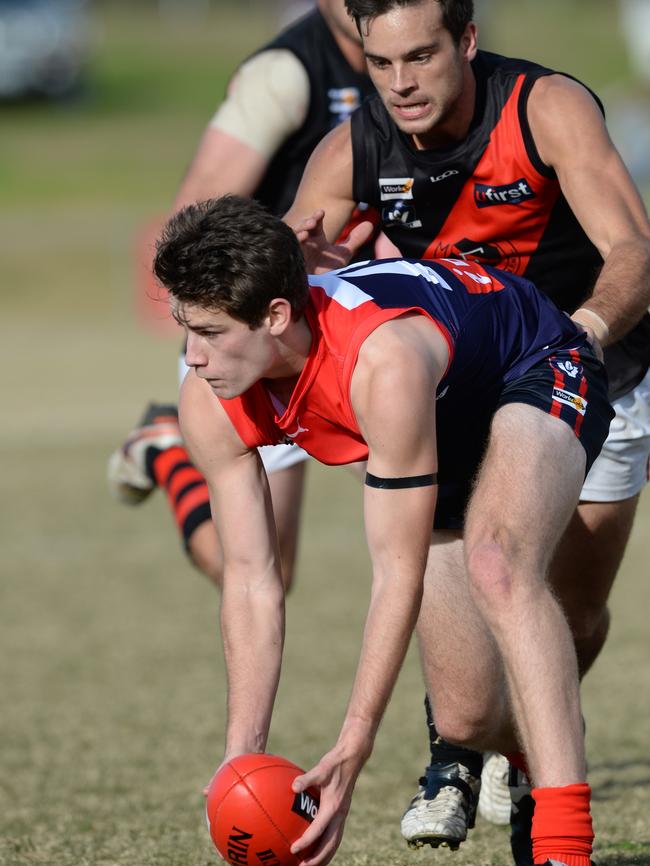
<box><xmin>553</xmin><ymin>387</ymin><xmax>587</xmax><ymax>415</ymax></box>
<box><xmin>551</xmin><ymin>358</ymin><xmax>583</xmax><ymax>379</ymax></box>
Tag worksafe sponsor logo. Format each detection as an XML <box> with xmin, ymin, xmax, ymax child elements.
<box><xmin>382</xmin><ymin>201</ymin><xmax>422</xmax><ymax>228</ymax></box>
<box><xmin>328</xmin><ymin>86</ymin><xmax>361</xmax><ymax>123</ymax></box>
<box><xmin>379</xmin><ymin>177</ymin><xmax>415</xmax><ymax>200</ymax></box>
<box><xmin>474</xmin><ymin>178</ymin><xmax>536</xmax><ymax>208</ymax></box>
<box><xmin>553</xmin><ymin>387</ymin><xmax>587</xmax><ymax>415</ymax></box>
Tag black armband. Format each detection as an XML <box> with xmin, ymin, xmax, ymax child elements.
<box><xmin>364</xmin><ymin>472</ymin><xmax>438</xmax><ymax>489</ymax></box>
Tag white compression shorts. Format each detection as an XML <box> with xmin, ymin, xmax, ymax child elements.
<box><xmin>581</xmin><ymin>367</ymin><xmax>650</xmax><ymax>501</ymax></box>
<box><xmin>178</xmin><ymin>355</ymin><xmax>310</xmax><ymax>474</ymax></box>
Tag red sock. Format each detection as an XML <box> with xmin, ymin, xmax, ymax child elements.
<box><xmin>150</xmin><ymin>446</ymin><xmax>211</xmax><ymax>547</ymax></box>
<box><xmin>532</xmin><ymin>783</ymin><xmax>593</xmax><ymax>866</ymax></box>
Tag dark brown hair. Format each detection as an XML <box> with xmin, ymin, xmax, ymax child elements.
<box><xmin>154</xmin><ymin>196</ymin><xmax>309</xmax><ymax>328</ymax></box>
<box><xmin>344</xmin><ymin>0</ymin><xmax>474</xmax><ymax>44</ymax></box>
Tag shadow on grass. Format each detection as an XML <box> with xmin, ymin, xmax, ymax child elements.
<box><xmin>597</xmin><ymin>848</ymin><xmax>650</xmax><ymax>866</ymax></box>
<box><xmin>590</xmin><ymin>758</ymin><xmax>650</xmax><ymax>801</ymax></box>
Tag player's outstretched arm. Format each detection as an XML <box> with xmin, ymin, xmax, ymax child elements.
<box><xmin>285</xmin><ymin>121</ymin><xmax>373</xmax><ymax>272</ymax></box>
<box><xmin>179</xmin><ymin>371</ymin><xmax>285</xmax><ymax>762</ymax></box>
<box><xmin>528</xmin><ymin>74</ymin><xmax>650</xmax><ymax>345</ymax></box>
<box><xmin>290</xmin><ymin>316</ymin><xmax>447</xmax><ymax>866</ymax></box>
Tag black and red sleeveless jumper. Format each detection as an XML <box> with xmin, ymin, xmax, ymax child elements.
<box><xmin>351</xmin><ymin>50</ymin><xmax>650</xmax><ymax>399</ymax></box>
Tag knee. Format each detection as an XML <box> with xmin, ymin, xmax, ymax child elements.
<box><xmin>465</xmin><ymin>540</ymin><xmax>518</xmax><ymax>610</ymax></box>
<box><xmin>434</xmin><ymin>707</ymin><xmax>496</xmax><ymax>750</ymax></box>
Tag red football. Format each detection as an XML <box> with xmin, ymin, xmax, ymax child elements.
<box><xmin>206</xmin><ymin>753</ymin><xmax>320</xmax><ymax>866</ymax></box>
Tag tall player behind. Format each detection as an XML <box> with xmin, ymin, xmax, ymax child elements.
<box><xmin>108</xmin><ymin>0</ymin><xmax>374</xmax><ymax>589</ymax></box>
<box><xmin>285</xmin><ymin>0</ymin><xmax>650</xmax><ymax>859</ymax></box>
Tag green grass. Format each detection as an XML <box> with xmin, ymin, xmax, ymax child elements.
<box><xmin>1</xmin><ymin>2</ymin><xmax>649</xmax><ymax>864</ymax></box>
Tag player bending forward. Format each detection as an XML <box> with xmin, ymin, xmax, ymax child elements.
<box><xmin>154</xmin><ymin>195</ymin><xmax>613</xmax><ymax>866</ymax></box>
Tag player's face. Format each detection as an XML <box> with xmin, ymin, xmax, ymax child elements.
<box><xmin>176</xmin><ymin>303</ymin><xmax>278</xmax><ymax>400</ymax></box>
<box><xmin>361</xmin><ymin>0</ymin><xmax>477</xmax><ymax>148</ymax></box>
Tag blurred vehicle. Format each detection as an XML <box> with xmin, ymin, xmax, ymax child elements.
<box><xmin>0</xmin><ymin>0</ymin><xmax>88</xmax><ymax>100</ymax></box>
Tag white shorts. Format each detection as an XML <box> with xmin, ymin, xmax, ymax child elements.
<box><xmin>178</xmin><ymin>355</ymin><xmax>310</xmax><ymax>475</ymax></box>
<box><xmin>580</xmin><ymin>367</ymin><xmax>650</xmax><ymax>502</ymax></box>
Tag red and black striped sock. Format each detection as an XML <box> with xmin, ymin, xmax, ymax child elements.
<box><xmin>147</xmin><ymin>445</ymin><xmax>211</xmax><ymax>548</ymax></box>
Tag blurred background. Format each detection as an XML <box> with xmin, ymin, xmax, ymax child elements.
<box><xmin>1</xmin><ymin>2</ymin><xmax>649</xmax><ymax>865</ymax></box>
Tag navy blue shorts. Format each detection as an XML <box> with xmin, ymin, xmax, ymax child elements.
<box><xmin>433</xmin><ymin>345</ymin><xmax>614</xmax><ymax>530</ymax></box>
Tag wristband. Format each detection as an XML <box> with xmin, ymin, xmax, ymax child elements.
<box><xmin>573</xmin><ymin>307</ymin><xmax>610</xmax><ymax>344</ymax></box>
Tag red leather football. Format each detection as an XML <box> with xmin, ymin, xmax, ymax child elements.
<box><xmin>206</xmin><ymin>753</ymin><xmax>320</xmax><ymax>866</ymax></box>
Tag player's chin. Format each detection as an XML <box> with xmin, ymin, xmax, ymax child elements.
<box><xmin>206</xmin><ymin>379</ymin><xmax>240</xmax><ymax>399</ymax></box>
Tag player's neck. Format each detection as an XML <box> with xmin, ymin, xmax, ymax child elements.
<box><xmin>261</xmin><ymin>315</ymin><xmax>312</xmax><ymax>403</ymax></box>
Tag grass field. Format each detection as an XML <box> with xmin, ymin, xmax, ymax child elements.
<box><xmin>1</xmin><ymin>2</ymin><xmax>649</xmax><ymax>864</ymax></box>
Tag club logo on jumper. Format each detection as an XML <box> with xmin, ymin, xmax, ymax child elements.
<box><xmin>553</xmin><ymin>387</ymin><xmax>587</xmax><ymax>415</ymax></box>
<box><xmin>430</xmin><ymin>169</ymin><xmax>459</xmax><ymax>184</ymax></box>
<box><xmin>328</xmin><ymin>86</ymin><xmax>361</xmax><ymax>125</ymax></box>
<box><xmin>382</xmin><ymin>201</ymin><xmax>422</xmax><ymax>229</ymax></box>
<box><xmin>428</xmin><ymin>237</ymin><xmax>521</xmax><ymax>274</ymax></box>
<box><xmin>553</xmin><ymin>359</ymin><xmax>583</xmax><ymax>379</ymax></box>
<box><xmin>379</xmin><ymin>177</ymin><xmax>415</xmax><ymax>201</ymax></box>
<box><xmin>474</xmin><ymin>178</ymin><xmax>536</xmax><ymax>208</ymax></box>
<box><xmin>284</xmin><ymin>419</ymin><xmax>309</xmax><ymax>442</ymax></box>
<box><xmin>292</xmin><ymin>791</ymin><xmax>319</xmax><ymax>822</ymax></box>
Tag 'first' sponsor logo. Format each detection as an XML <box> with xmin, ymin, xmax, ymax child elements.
<box><xmin>474</xmin><ymin>178</ymin><xmax>536</xmax><ymax>208</ymax></box>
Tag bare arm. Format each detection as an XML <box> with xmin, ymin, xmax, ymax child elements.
<box><xmin>283</xmin><ymin>121</ymin><xmax>374</xmax><ymax>271</ymax></box>
<box><xmin>174</xmin><ymin>49</ymin><xmax>310</xmax><ymax>209</ymax></box>
<box><xmin>179</xmin><ymin>371</ymin><xmax>285</xmax><ymax>759</ymax></box>
<box><xmin>284</xmin><ymin>120</ymin><xmax>357</xmax><ymax>239</ymax></box>
<box><xmin>528</xmin><ymin>74</ymin><xmax>650</xmax><ymax>345</ymax></box>
<box><xmin>291</xmin><ymin>316</ymin><xmax>447</xmax><ymax>866</ymax></box>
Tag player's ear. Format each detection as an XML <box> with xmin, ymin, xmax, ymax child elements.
<box><xmin>266</xmin><ymin>298</ymin><xmax>293</xmax><ymax>335</ymax></box>
<box><xmin>461</xmin><ymin>22</ymin><xmax>477</xmax><ymax>62</ymax></box>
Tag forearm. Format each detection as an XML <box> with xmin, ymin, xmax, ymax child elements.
<box><xmin>221</xmin><ymin>567</ymin><xmax>285</xmax><ymax>758</ymax></box>
<box><xmin>337</xmin><ymin>560</ymin><xmax>426</xmax><ymax>756</ymax></box>
<box><xmin>575</xmin><ymin>237</ymin><xmax>650</xmax><ymax>345</ymax></box>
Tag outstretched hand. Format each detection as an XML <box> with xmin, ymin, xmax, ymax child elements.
<box><xmin>289</xmin><ymin>743</ymin><xmax>367</xmax><ymax>866</ymax></box>
<box><xmin>294</xmin><ymin>209</ymin><xmax>374</xmax><ymax>275</ymax></box>
<box><xmin>570</xmin><ymin>315</ymin><xmax>605</xmax><ymax>362</ymax></box>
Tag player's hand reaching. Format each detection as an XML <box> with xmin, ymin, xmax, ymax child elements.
<box><xmin>571</xmin><ymin>308</ymin><xmax>608</xmax><ymax>362</ymax></box>
<box><xmin>294</xmin><ymin>209</ymin><xmax>374</xmax><ymax>275</ymax></box>
<box><xmin>289</xmin><ymin>741</ymin><xmax>369</xmax><ymax>866</ymax></box>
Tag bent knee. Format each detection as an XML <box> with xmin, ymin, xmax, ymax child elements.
<box><xmin>465</xmin><ymin>541</ymin><xmax>518</xmax><ymax>606</ymax></box>
<box><xmin>434</xmin><ymin>709</ymin><xmax>496</xmax><ymax>750</ymax></box>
